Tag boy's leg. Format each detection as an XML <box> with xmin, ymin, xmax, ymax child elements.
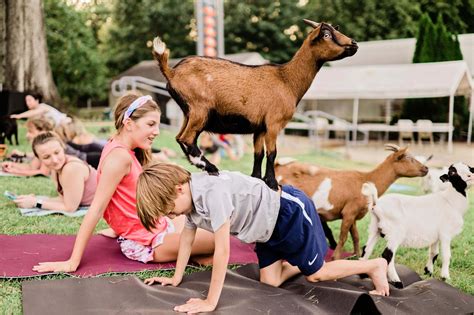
<box><xmin>306</xmin><ymin>258</ymin><xmax>390</xmax><ymax>296</ymax></box>
<box><xmin>260</xmin><ymin>260</ymin><xmax>301</xmax><ymax>287</ymax></box>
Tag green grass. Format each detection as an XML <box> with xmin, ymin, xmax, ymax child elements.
<box><xmin>1</xmin><ymin>122</ymin><xmax>473</xmax><ymax>313</ymax></box>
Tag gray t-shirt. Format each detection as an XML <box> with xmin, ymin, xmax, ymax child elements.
<box><xmin>185</xmin><ymin>171</ymin><xmax>280</xmax><ymax>243</ymax></box>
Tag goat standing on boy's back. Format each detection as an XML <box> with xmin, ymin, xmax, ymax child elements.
<box><xmin>274</xmin><ymin>144</ymin><xmax>428</xmax><ymax>260</ymax></box>
<box><xmin>360</xmin><ymin>162</ymin><xmax>473</xmax><ymax>288</ymax></box>
<box><xmin>152</xmin><ymin>19</ymin><xmax>358</xmax><ymax>189</ymax></box>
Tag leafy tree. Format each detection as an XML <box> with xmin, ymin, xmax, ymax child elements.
<box><xmin>45</xmin><ymin>0</ymin><xmax>108</xmax><ymax>105</ymax></box>
<box><xmin>403</xmin><ymin>13</ymin><xmax>467</xmax><ymax>139</ymax></box>
<box><xmin>104</xmin><ymin>0</ymin><xmax>195</xmax><ymax>76</ymax></box>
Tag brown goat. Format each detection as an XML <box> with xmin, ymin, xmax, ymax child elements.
<box><xmin>274</xmin><ymin>144</ymin><xmax>429</xmax><ymax>259</ymax></box>
<box><xmin>152</xmin><ymin>19</ymin><xmax>358</xmax><ymax>189</ymax></box>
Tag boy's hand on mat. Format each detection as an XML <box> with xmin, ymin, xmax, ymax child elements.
<box><xmin>33</xmin><ymin>260</ymin><xmax>78</xmax><ymax>273</ymax></box>
<box><xmin>144</xmin><ymin>276</ymin><xmax>181</xmax><ymax>287</ymax></box>
<box><xmin>174</xmin><ymin>298</ymin><xmax>216</xmax><ymax>314</ymax></box>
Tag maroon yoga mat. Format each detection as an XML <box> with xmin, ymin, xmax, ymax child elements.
<box><xmin>0</xmin><ymin>234</ymin><xmax>258</xmax><ymax>278</ymax></box>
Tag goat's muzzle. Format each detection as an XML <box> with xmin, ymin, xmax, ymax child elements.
<box><xmin>344</xmin><ymin>42</ymin><xmax>358</xmax><ymax>56</ymax></box>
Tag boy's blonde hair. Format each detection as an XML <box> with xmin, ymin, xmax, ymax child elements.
<box><xmin>137</xmin><ymin>162</ymin><xmax>191</xmax><ymax>231</ymax></box>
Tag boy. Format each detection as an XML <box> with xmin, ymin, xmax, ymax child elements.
<box><xmin>137</xmin><ymin>163</ymin><xmax>390</xmax><ymax>314</ymax></box>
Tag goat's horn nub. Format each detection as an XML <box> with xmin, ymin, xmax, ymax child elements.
<box><xmin>303</xmin><ymin>19</ymin><xmax>321</xmax><ymax>29</ymax></box>
<box><xmin>384</xmin><ymin>143</ymin><xmax>401</xmax><ymax>152</ymax></box>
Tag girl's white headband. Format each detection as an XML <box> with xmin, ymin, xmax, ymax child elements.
<box><xmin>122</xmin><ymin>95</ymin><xmax>153</xmax><ymax>123</ymax></box>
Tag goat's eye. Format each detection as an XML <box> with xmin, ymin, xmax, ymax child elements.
<box><xmin>324</xmin><ymin>32</ymin><xmax>331</xmax><ymax>39</ymax></box>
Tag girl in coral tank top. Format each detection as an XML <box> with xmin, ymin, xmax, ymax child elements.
<box><xmin>33</xmin><ymin>92</ymin><xmax>214</xmax><ymax>272</ymax></box>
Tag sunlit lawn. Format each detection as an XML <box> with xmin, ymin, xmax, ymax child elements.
<box><xmin>1</xmin><ymin>122</ymin><xmax>473</xmax><ymax>313</ymax></box>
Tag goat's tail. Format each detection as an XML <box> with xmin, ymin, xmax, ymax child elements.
<box><xmin>361</xmin><ymin>182</ymin><xmax>378</xmax><ymax>211</ymax></box>
<box><xmin>152</xmin><ymin>36</ymin><xmax>173</xmax><ymax>80</ymax></box>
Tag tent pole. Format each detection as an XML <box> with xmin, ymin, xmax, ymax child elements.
<box><xmin>352</xmin><ymin>98</ymin><xmax>359</xmax><ymax>144</ymax></box>
<box><xmin>448</xmin><ymin>95</ymin><xmax>454</xmax><ymax>153</ymax></box>
<box><xmin>468</xmin><ymin>92</ymin><xmax>473</xmax><ymax>145</ymax></box>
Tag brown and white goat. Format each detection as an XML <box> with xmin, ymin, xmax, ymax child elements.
<box><xmin>274</xmin><ymin>144</ymin><xmax>429</xmax><ymax>259</ymax></box>
<box><xmin>152</xmin><ymin>19</ymin><xmax>358</xmax><ymax>189</ymax></box>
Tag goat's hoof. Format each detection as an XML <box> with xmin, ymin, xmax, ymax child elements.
<box><xmin>263</xmin><ymin>177</ymin><xmax>279</xmax><ymax>190</ymax></box>
<box><xmin>441</xmin><ymin>277</ymin><xmax>449</xmax><ymax>282</ymax></box>
<box><xmin>390</xmin><ymin>281</ymin><xmax>404</xmax><ymax>289</ymax></box>
<box><xmin>424</xmin><ymin>267</ymin><xmax>432</xmax><ymax>276</ymax></box>
<box><xmin>205</xmin><ymin>164</ymin><xmax>219</xmax><ymax>176</ymax></box>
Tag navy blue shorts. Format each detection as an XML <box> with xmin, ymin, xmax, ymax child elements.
<box><xmin>255</xmin><ymin>185</ymin><xmax>328</xmax><ymax>276</ymax></box>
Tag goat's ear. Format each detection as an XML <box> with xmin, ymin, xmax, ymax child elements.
<box><xmin>394</xmin><ymin>147</ymin><xmax>408</xmax><ymax>160</ymax></box>
<box><xmin>469</xmin><ymin>166</ymin><xmax>474</xmax><ymax>173</ymax></box>
<box><xmin>440</xmin><ymin>174</ymin><xmax>449</xmax><ymax>182</ymax></box>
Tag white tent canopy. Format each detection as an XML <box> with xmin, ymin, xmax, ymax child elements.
<box><xmin>302</xmin><ymin>61</ymin><xmax>474</xmax><ymax>151</ymax></box>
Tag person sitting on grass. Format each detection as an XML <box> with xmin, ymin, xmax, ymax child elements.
<box><xmin>32</xmin><ymin>92</ymin><xmax>214</xmax><ymax>273</ymax></box>
<box><xmin>135</xmin><ymin>163</ymin><xmax>390</xmax><ymax>314</ymax></box>
<box><xmin>11</xmin><ymin>131</ymin><xmax>97</xmax><ymax>212</ymax></box>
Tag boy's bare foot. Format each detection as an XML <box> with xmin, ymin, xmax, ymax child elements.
<box><xmin>368</xmin><ymin>258</ymin><xmax>390</xmax><ymax>296</ymax></box>
<box><xmin>98</xmin><ymin>228</ymin><xmax>118</xmax><ymax>238</ymax></box>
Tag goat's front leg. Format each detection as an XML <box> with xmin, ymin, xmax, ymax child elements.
<box><xmin>333</xmin><ymin>211</ymin><xmax>357</xmax><ymax>260</ymax></box>
<box><xmin>263</xmin><ymin>129</ymin><xmax>279</xmax><ymax>190</ymax></box>
<box><xmin>251</xmin><ymin>132</ymin><xmax>265</xmax><ymax>179</ymax></box>
<box><xmin>424</xmin><ymin>241</ymin><xmax>439</xmax><ymax>276</ymax></box>
<box><xmin>440</xmin><ymin>238</ymin><xmax>451</xmax><ymax>280</ymax></box>
<box><xmin>350</xmin><ymin>222</ymin><xmax>361</xmax><ymax>256</ymax></box>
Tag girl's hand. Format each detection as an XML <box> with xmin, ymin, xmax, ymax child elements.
<box><xmin>13</xmin><ymin>194</ymin><xmax>36</xmax><ymax>208</ymax></box>
<box><xmin>9</xmin><ymin>114</ymin><xmax>18</xmax><ymax>119</ymax></box>
<box><xmin>33</xmin><ymin>260</ymin><xmax>78</xmax><ymax>273</ymax></box>
<box><xmin>2</xmin><ymin>162</ymin><xmax>14</xmax><ymax>172</ymax></box>
<box><xmin>144</xmin><ymin>276</ymin><xmax>181</xmax><ymax>287</ymax></box>
<box><xmin>174</xmin><ymin>298</ymin><xmax>217</xmax><ymax>314</ymax></box>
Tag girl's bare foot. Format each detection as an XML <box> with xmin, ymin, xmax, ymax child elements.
<box><xmin>98</xmin><ymin>228</ymin><xmax>118</xmax><ymax>238</ymax></box>
<box><xmin>368</xmin><ymin>258</ymin><xmax>390</xmax><ymax>296</ymax></box>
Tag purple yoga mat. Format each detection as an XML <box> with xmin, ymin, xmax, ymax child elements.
<box><xmin>0</xmin><ymin>234</ymin><xmax>258</xmax><ymax>278</ymax></box>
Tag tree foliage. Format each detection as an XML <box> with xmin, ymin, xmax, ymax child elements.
<box><xmin>403</xmin><ymin>13</ymin><xmax>467</xmax><ymax>139</ymax></box>
<box><xmin>44</xmin><ymin>0</ymin><xmax>108</xmax><ymax>105</ymax></box>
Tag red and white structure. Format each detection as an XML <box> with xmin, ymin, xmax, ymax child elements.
<box><xmin>195</xmin><ymin>0</ymin><xmax>224</xmax><ymax>57</ymax></box>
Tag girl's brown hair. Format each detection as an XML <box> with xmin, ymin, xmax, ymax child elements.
<box><xmin>114</xmin><ymin>91</ymin><xmax>161</xmax><ymax>166</ymax></box>
<box><xmin>32</xmin><ymin>131</ymin><xmax>66</xmax><ymax>158</ymax></box>
<box><xmin>137</xmin><ymin>162</ymin><xmax>190</xmax><ymax>231</ymax></box>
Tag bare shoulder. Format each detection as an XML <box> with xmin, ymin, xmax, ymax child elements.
<box><xmin>100</xmin><ymin>147</ymin><xmax>133</xmax><ymax>175</ymax></box>
<box><xmin>61</xmin><ymin>159</ymin><xmax>89</xmax><ymax>178</ymax></box>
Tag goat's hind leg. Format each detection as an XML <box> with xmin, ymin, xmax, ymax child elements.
<box><xmin>382</xmin><ymin>242</ymin><xmax>402</xmax><ymax>288</ymax></box>
<box><xmin>251</xmin><ymin>132</ymin><xmax>265</xmax><ymax>179</ymax></box>
<box><xmin>424</xmin><ymin>241</ymin><xmax>439</xmax><ymax>276</ymax></box>
<box><xmin>361</xmin><ymin>215</ymin><xmax>380</xmax><ymax>260</ymax></box>
<box><xmin>263</xmin><ymin>129</ymin><xmax>279</xmax><ymax>190</ymax></box>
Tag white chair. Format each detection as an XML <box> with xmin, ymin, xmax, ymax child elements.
<box><xmin>311</xmin><ymin>117</ymin><xmax>329</xmax><ymax>141</ymax></box>
<box><xmin>398</xmin><ymin>119</ymin><xmax>415</xmax><ymax>146</ymax></box>
<box><xmin>416</xmin><ymin>119</ymin><xmax>434</xmax><ymax>146</ymax></box>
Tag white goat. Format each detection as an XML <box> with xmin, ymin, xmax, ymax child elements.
<box><xmin>360</xmin><ymin>162</ymin><xmax>473</xmax><ymax>288</ymax></box>
<box><xmin>415</xmin><ymin>155</ymin><xmax>449</xmax><ymax>193</ymax></box>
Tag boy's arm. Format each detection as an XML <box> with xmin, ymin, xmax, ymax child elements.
<box><xmin>173</xmin><ymin>226</ymin><xmax>196</xmax><ymax>284</ymax></box>
<box><xmin>175</xmin><ymin>221</ymin><xmax>230</xmax><ymax>314</ymax></box>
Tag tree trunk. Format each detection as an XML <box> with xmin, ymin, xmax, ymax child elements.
<box><xmin>2</xmin><ymin>0</ymin><xmax>60</xmax><ymax>104</ymax></box>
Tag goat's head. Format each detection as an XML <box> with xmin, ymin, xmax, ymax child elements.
<box><xmin>384</xmin><ymin>144</ymin><xmax>429</xmax><ymax>177</ymax></box>
<box><xmin>303</xmin><ymin>19</ymin><xmax>358</xmax><ymax>62</ymax></box>
<box><xmin>440</xmin><ymin>162</ymin><xmax>473</xmax><ymax>196</ymax></box>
